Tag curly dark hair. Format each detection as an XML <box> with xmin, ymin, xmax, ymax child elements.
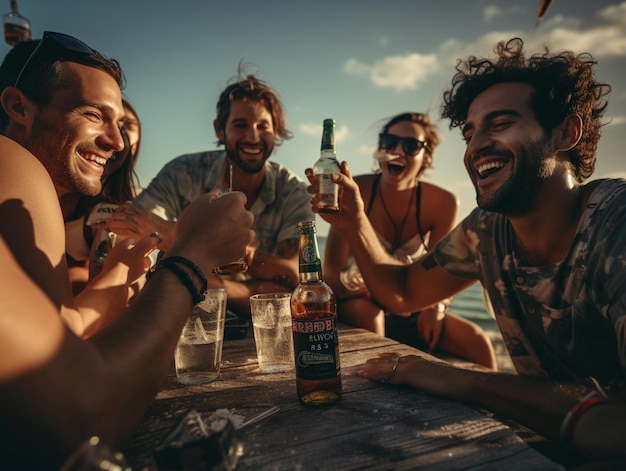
<box><xmin>377</xmin><ymin>112</ymin><xmax>440</xmax><ymax>176</ymax></box>
<box><xmin>0</xmin><ymin>35</ymin><xmax>125</xmax><ymax>131</ymax></box>
<box><xmin>214</xmin><ymin>63</ymin><xmax>292</xmax><ymax>146</ymax></box>
<box><xmin>441</xmin><ymin>37</ymin><xmax>611</xmax><ymax>183</ymax></box>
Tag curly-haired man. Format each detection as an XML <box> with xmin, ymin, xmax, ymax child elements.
<box><xmin>314</xmin><ymin>38</ymin><xmax>626</xmax><ymax>465</ymax></box>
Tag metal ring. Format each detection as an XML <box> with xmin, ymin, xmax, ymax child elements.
<box><xmin>382</xmin><ymin>357</ymin><xmax>400</xmax><ymax>384</ymax></box>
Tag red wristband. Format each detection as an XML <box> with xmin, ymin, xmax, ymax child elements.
<box><xmin>560</xmin><ymin>393</ymin><xmax>612</xmax><ymax>445</ymax></box>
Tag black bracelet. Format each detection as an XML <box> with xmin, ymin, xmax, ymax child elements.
<box><xmin>146</xmin><ymin>261</ymin><xmax>206</xmax><ymax>305</ymax></box>
<box><xmin>160</xmin><ymin>256</ymin><xmax>208</xmax><ymax>294</ymax></box>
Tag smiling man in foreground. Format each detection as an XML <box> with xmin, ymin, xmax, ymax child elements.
<box><xmin>311</xmin><ymin>38</ymin><xmax>626</xmax><ymax>465</ymax></box>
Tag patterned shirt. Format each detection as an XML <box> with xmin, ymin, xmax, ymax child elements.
<box><xmin>134</xmin><ymin>150</ymin><xmax>314</xmax><ymax>253</ymax></box>
<box><xmin>433</xmin><ymin>178</ymin><xmax>626</xmax><ymax>384</ymax></box>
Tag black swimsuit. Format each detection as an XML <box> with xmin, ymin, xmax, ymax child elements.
<box><xmin>367</xmin><ymin>174</ymin><xmax>429</xmax><ymax>350</ymax></box>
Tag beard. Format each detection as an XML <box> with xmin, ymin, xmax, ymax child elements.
<box><xmin>475</xmin><ymin>137</ymin><xmax>554</xmax><ymax>217</ymax></box>
<box><xmin>27</xmin><ymin>118</ymin><xmax>103</xmax><ymax>197</ymax></box>
<box><xmin>225</xmin><ymin>141</ymin><xmax>273</xmax><ymax>174</ymax></box>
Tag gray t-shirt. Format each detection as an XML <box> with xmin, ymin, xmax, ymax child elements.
<box><xmin>434</xmin><ymin>178</ymin><xmax>626</xmax><ymax>384</ymax></box>
<box><xmin>135</xmin><ymin>150</ymin><xmax>315</xmax><ymax>253</ymax></box>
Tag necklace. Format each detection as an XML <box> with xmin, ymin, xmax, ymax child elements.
<box><xmin>379</xmin><ymin>182</ymin><xmax>416</xmax><ymax>251</ymax></box>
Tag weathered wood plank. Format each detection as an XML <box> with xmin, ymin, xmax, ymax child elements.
<box><xmin>124</xmin><ymin>325</ymin><xmax>562</xmax><ymax>470</ymax></box>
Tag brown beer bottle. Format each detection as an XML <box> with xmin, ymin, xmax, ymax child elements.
<box><xmin>313</xmin><ymin>118</ymin><xmax>340</xmax><ymax>212</ymax></box>
<box><xmin>290</xmin><ymin>221</ymin><xmax>342</xmax><ymax>405</ymax></box>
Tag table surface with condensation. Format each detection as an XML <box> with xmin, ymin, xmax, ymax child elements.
<box><xmin>124</xmin><ymin>324</ymin><xmax>563</xmax><ymax>470</ymax></box>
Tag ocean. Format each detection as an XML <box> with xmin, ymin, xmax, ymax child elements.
<box><xmin>317</xmin><ymin>236</ymin><xmax>497</xmax><ymax>332</ymax></box>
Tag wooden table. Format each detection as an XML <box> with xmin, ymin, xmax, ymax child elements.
<box><xmin>124</xmin><ymin>325</ymin><xmax>562</xmax><ymax>470</ymax></box>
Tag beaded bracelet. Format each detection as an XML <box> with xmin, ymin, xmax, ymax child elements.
<box><xmin>160</xmin><ymin>256</ymin><xmax>207</xmax><ymax>294</ymax></box>
<box><xmin>559</xmin><ymin>391</ymin><xmax>613</xmax><ymax>445</ymax></box>
<box><xmin>146</xmin><ymin>258</ymin><xmax>206</xmax><ymax>305</ymax></box>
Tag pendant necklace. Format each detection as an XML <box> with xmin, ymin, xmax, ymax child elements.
<box><xmin>379</xmin><ymin>182</ymin><xmax>416</xmax><ymax>251</ymax></box>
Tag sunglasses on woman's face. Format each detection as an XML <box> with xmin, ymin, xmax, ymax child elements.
<box><xmin>14</xmin><ymin>31</ymin><xmax>101</xmax><ymax>88</ymax></box>
<box><xmin>378</xmin><ymin>132</ymin><xmax>426</xmax><ymax>157</ymax></box>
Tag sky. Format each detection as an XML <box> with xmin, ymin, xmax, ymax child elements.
<box><xmin>3</xmin><ymin>0</ymin><xmax>626</xmax><ymax>236</ymax></box>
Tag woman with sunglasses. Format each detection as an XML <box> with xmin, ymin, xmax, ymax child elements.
<box><xmin>323</xmin><ymin>112</ymin><xmax>497</xmax><ymax>369</ymax></box>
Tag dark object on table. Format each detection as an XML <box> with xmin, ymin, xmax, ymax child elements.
<box><xmin>224</xmin><ymin>310</ymin><xmax>250</xmax><ymax>340</ymax></box>
<box><xmin>154</xmin><ymin>409</ymin><xmax>242</xmax><ymax>471</ymax></box>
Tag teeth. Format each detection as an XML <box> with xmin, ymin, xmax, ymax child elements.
<box><xmin>84</xmin><ymin>154</ymin><xmax>107</xmax><ymax>166</ymax></box>
<box><xmin>241</xmin><ymin>147</ymin><xmax>261</xmax><ymax>154</ymax></box>
<box><xmin>477</xmin><ymin>161</ymin><xmax>504</xmax><ymax>176</ymax></box>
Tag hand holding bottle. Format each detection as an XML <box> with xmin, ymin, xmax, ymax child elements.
<box><xmin>305</xmin><ymin>161</ymin><xmax>365</xmax><ymax>231</ymax></box>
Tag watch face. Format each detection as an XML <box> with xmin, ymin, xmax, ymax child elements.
<box><xmin>302</xmin><ymin>245</ymin><xmax>317</xmax><ymax>264</ymax></box>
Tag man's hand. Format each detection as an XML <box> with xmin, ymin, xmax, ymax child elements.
<box><xmin>169</xmin><ymin>191</ymin><xmax>254</xmax><ymax>276</ymax></box>
<box><xmin>107</xmin><ymin>202</ymin><xmax>175</xmax><ymax>250</ymax></box>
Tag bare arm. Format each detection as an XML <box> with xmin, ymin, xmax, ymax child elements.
<box><xmin>0</xmin><ymin>192</ymin><xmax>254</xmax><ymax>468</ymax></box>
<box><xmin>75</xmin><ymin>234</ymin><xmax>159</xmax><ymax>337</ymax></box>
<box><xmin>359</xmin><ymin>354</ymin><xmax>626</xmax><ymax>462</ymax></box>
<box><xmin>246</xmin><ymin>237</ymin><xmax>299</xmax><ymax>289</ymax></box>
<box><xmin>323</xmin><ymin>225</ymin><xmax>353</xmax><ymax>299</ymax></box>
<box><xmin>307</xmin><ymin>162</ymin><xmax>470</xmax><ymax>313</ymax></box>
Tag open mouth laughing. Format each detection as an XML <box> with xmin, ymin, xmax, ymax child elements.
<box><xmin>387</xmin><ymin>160</ymin><xmax>405</xmax><ymax>176</ymax></box>
<box><xmin>476</xmin><ymin>160</ymin><xmax>505</xmax><ymax>179</ymax></box>
<box><xmin>79</xmin><ymin>151</ymin><xmax>109</xmax><ymax>174</ymax></box>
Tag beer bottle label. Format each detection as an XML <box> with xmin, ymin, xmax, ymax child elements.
<box><xmin>292</xmin><ymin>317</ymin><xmax>340</xmax><ymax>380</ymax></box>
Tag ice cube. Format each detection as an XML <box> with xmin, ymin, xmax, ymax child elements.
<box><xmin>194</xmin><ymin>317</ymin><xmax>209</xmax><ymax>343</ymax></box>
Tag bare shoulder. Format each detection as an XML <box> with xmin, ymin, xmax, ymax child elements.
<box><xmin>420</xmin><ymin>181</ymin><xmax>460</xmax><ymax>237</ymax></box>
<box><xmin>0</xmin><ymin>135</ymin><xmax>66</xmax><ymax>273</ymax></box>
<box><xmin>421</xmin><ymin>181</ymin><xmax>459</xmax><ymax>211</ymax></box>
<box><xmin>354</xmin><ymin>173</ymin><xmax>378</xmax><ymax>201</ymax></box>
<box><xmin>0</xmin><ymin>136</ymin><xmax>56</xmax><ymax>200</ymax></box>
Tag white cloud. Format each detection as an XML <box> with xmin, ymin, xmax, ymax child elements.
<box><xmin>484</xmin><ymin>4</ymin><xmax>526</xmax><ymax>24</ymax></box>
<box><xmin>483</xmin><ymin>6</ymin><xmax>502</xmax><ymax>23</ymax></box>
<box><xmin>342</xmin><ymin>3</ymin><xmax>626</xmax><ymax>92</ymax></box>
<box><xmin>343</xmin><ymin>53</ymin><xmax>440</xmax><ymax>92</ymax></box>
<box><xmin>358</xmin><ymin>144</ymin><xmax>375</xmax><ymax>156</ymax></box>
<box><xmin>298</xmin><ymin>123</ymin><xmax>349</xmax><ymax>143</ymax></box>
<box><xmin>299</xmin><ymin>123</ymin><xmax>319</xmax><ymax>137</ymax></box>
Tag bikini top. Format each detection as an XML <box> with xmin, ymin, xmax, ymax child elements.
<box><xmin>366</xmin><ymin>173</ymin><xmax>428</xmax><ymax>259</ymax></box>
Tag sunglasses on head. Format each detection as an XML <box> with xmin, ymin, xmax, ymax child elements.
<box><xmin>14</xmin><ymin>31</ymin><xmax>101</xmax><ymax>88</ymax></box>
<box><xmin>378</xmin><ymin>132</ymin><xmax>426</xmax><ymax>157</ymax></box>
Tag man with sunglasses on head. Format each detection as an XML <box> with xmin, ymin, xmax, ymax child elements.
<box><xmin>0</xmin><ymin>32</ymin><xmax>253</xmax><ymax>469</ymax></box>
<box><xmin>309</xmin><ymin>38</ymin><xmax>626</xmax><ymax>466</ymax></box>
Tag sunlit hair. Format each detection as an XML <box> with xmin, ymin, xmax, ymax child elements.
<box><xmin>374</xmin><ymin>112</ymin><xmax>440</xmax><ymax>176</ymax></box>
<box><xmin>214</xmin><ymin>62</ymin><xmax>292</xmax><ymax>146</ymax></box>
<box><xmin>0</xmin><ymin>37</ymin><xmax>125</xmax><ymax>131</ymax></box>
<box><xmin>441</xmin><ymin>37</ymin><xmax>611</xmax><ymax>183</ymax></box>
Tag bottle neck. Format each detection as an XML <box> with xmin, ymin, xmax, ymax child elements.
<box><xmin>297</xmin><ymin>227</ymin><xmax>323</xmax><ymax>281</ymax></box>
<box><xmin>10</xmin><ymin>0</ymin><xmax>18</xmax><ymax>14</ymax></box>
<box><xmin>319</xmin><ymin>147</ymin><xmax>336</xmax><ymax>160</ymax></box>
<box><xmin>298</xmin><ymin>270</ymin><xmax>323</xmax><ymax>283</ymax></box>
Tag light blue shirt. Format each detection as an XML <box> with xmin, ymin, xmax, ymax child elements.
<box><xmin>135</xmin><ymin>150</ymin><xmax>315</xmax><ymax>253</ymax></box>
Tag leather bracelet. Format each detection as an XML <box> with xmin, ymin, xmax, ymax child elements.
<box><xmin>160</xmin><ymin>256</ymin><xmax>208</xmax><ymax>295</ymax></box>
<box><xmin>146</xmin><ymin>260</ymin><xmax>206</xmax><ymax>305</ymax></box>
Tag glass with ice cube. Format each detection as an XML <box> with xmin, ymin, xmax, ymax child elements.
<box><xmin>249</xmin><ymin>293</ymin><xmax>294</xmax><ymax>373</ymax></box>
<box><xmin>175</xmin><ymin>288</ymin><xmax>227</xmax><ymax>385</ymax></box>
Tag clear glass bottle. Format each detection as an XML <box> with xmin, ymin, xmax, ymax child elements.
<box><xmin>290</xmin><ymin>221</ymin><xmax>342</xmax><ymax>405</ymax></box>
<box><xmin>3</xmin><ymin>0</ymin><xmax>30</xmax><ymax>46</ymax></box>
<box><xmin>313</xmin><ymin>118</ymin><xmax>340</xmax><ymax>213</ymax></box>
